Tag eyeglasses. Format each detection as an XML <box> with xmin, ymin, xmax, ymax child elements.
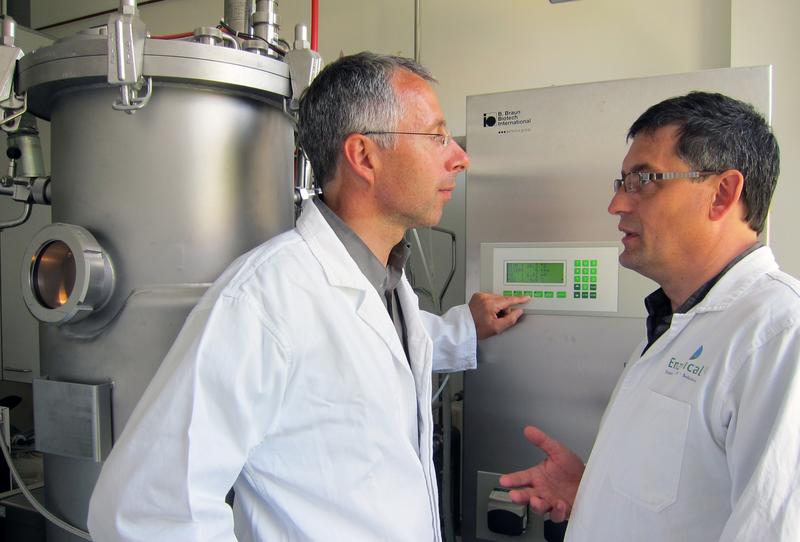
<box><xmin>612</xmin><ymin>171</ymin><xmax>720</xmax><ymax>193</ymax></box>
<box><xmin>361</xmin><ymin>130</ymin><xmax>451</xmax><ymax>148</ymax></box>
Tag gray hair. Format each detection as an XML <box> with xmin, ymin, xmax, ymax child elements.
<box><xmin>628</xmin><ymin>92</ymin><xmax>779</xmax><ymax>234</ymax></box>
<box><xmin>298</xmin><ymin>51</ymin><xmax>435</xmax><ymax>188</ymax></box>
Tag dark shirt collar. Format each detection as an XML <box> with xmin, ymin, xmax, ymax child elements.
<box><xmin>642</xmin><ymin>242</ymin><xmax>763</xmax><ymax>354</ymax></box>
<box><xmin>314</xmin><ymin>198</ymin><xmax>410</xmax><ymax>297</ymax></box>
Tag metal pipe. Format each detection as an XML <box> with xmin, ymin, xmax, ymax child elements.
<box><xmin>311</xmin><ymin>0</ymin><xmax>319</xmax><ymax>51</ymax></box>
<box><xmin>224</xmin><ymin>0</ymin><xmax>255</xmax><ymax>35</ymax></box>
<box><xmin>1</xmin><ymin>14</ymin><xmax>15</xmax><ymax>46</ymax></box>
<box><xmin>0</xmin><ymin>201</ymin><xmax>31</xmax><ymax>230</ymax></box>
<box><xmin>414</xmin><ymin>0</ymin><xmax>421</xmax><ymax>62</ymax></box>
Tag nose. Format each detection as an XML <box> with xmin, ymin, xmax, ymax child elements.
<box><xmin>608</xmin><ymin>187</ymin><xmax>633</xmax><ymax>216</ymax></box>
<box><xmin>447</xmin><ymin>140</ymin><xmax>470</xmax><ymax>173</ymax></box>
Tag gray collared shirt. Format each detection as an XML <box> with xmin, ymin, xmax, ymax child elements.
<box><xmin>314</xmin><ymin>198</ymin><xmax>411</xmax><ymax>356</ymax></box>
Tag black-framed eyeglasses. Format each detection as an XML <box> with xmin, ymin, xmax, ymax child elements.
<box><xmin>362</xmin><ymin>130</ymin><xmax>451</xmax><ymax>148</ymax></box>
<box><xmin>612</xmin><ymin>171</ymin><xmax>720</xmax><ymax>193</ymax></box>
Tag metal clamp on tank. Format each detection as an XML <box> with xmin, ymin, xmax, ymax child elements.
<box><xmin>21</xmin><ymin>223</ymin><xmax>116</xmax><ymax>325</ymax></box>
<box><xmin>108</xmin><ymin>0</ymin><xmax>152</xmax><ymax>113</ymax></box>
<box><xmin>0</xmin><ymin>16</ymin><xmax>27</xmax><ymax>132</ymax></box>
<box><xmin>286</xmin><ymin>24</ymin><xmax>323</xmax><ymax>206</ymax></box>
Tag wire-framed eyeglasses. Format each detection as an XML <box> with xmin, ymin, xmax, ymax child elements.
<box><xmin>612</xmin><ymin>171</ymin><xmax>720</xmax><ymax>193</ymax></box>
<box><xmin>362</xmin><ymin>130</ymin><xmax>451</xmax><ymax>148</ymax></box>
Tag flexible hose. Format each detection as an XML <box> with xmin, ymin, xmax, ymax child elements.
<box><xmin>0</xmin><ymin>420</ymin><xmax>92</xmax><ymax>540</ymax></box>
<box><xmin>150</xmin><ymin>31</ymin><xmax>194</xmax><ymax>39</ymax></box>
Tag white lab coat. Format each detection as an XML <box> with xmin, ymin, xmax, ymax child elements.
<box><xmin>87</xmin><ymin>200</ymin><xmax>476</xmax><ymax>542</ymax></box>
<box><xmin>566</xmin><ymin>246</ymin><xmax>800</xmax><ymax>541</ymax></box>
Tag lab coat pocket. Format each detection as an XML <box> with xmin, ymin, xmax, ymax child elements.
<box><xmin>609</xmin><ymin>389</ymin><xmax>690</xmax><ymax>512</ymax></box>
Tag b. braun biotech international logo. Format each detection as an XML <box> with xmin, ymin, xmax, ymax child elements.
<box><xmin>482</xmin><ymin>110</ymin><xmax>532</xmax><ymax>134</ymax></box>
<box><xmin>664</xmin><ymin>345</ymin><xmax>706</xmax><ymax>382</ymax></box>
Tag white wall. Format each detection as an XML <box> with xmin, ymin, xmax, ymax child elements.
<box><xmin>422</xmin><ymin>0</ymin><xmax>731</xmax><ymax>137</ymax></box>
<box><xmin>732</xmin><ymin>0</ymin><xmax>800</xmax><ymax>277</ymax></box>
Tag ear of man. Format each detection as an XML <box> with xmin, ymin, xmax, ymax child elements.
<box><xmin>342</xmin><ymin>133</ymin><xmax>382</xmax><ymax>188</ymax></box>
<box><xmin>709</xmin><ymin>169</ymin><xmax>746</xmax><ymax>223</ymax></box>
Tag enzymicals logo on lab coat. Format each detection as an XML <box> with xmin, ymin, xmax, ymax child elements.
<box><xmin>664</xmin><ymin>345</ymin><xmax>706</xmax><ymax>382</ymax></box>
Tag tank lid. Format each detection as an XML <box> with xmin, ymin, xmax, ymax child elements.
<box><xmin>18</xmin><ymin>35</ymin><xmax>292</xmax><ymax>118</ymax></box>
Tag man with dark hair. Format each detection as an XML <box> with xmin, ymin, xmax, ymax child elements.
<box><xmin>87</xmin><ymin>52</ymin><xmax>528</xmax><ymax>541</ymax></box>
<box><xmin>500</xmin><ymin>92</ymin><xmax>800</xmax><ymax>541</ymax></box>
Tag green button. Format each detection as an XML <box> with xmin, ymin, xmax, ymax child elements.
<box><xmin>575</xmin><ymin>267</ymin><xmax>582</xmax><ymax>275</ymax></box>
<box><xmin>590</xmin><ymin>276</ymin><xmax>597</xmax><ymax>283</ymax></box>
<box><xmin>574</xmin><ymin>292</ymin><xmax>581</xmax><ymax>298</ymax></box>
<box><xmin>581</xmin><ymin>292</ymin><xmax>589</xmax><ymax>299</ymax></box>
<box><xmin>574</xmin><ymin>260</ymin><xmax>581</xmax><ymax>266</ymax></box>
<box><xmin>534</xmin><ymin>291</ymin><xmax>543</xmax><ymax>298</ymax></box>
<box><xmin>544</xmin><ymin>291</ymin><xmax>554</xmax><ymax>298</ymax></box>
<box><xmin>522</xmin><ymin>290</ymin><xmax>532</xmax><ymax>297</ymax></box>
<box><xmin>590</xmin><ymin>260</ymin><xmax>598</xmax><ymax>267</ymax></box>
<box><xmin>557</xmin><ymin>291</ymin><xmax>567</xmax><ymax>298</ymax></box>
<box><xmin>582</xmin><ymin>276</ymin><xmax>589</xmax><ymax>282</ymax></box>
<box><xmin>590</xmin><ymin>292</ymin><xmax>597</xmax><ymax>299</ymax></box>
<box><xmin>582</xmin><ymin>259</ymin><xmax>589</xmax><ymax>266</ymax></box>
<box><xmin>513</xmin><ymin>290</ymin><xmax>523</xmax><ymax>296</ymax></box>
<box><xmin>590</xmin><ymin>284</ymin><xmax>597</xmax><ymax>291</ymax></box>
<box><xmin>503</xmin><ymin>291</ymin><xmax>513</xmax><ymax>296</ymax></box>
<box><xmin>582</xmin><ymin>284</ymin><xmax>589</xmax><ymax>291</ymax></box>
<box><xmin>590</xmin><ymin>268</ymin><xmax>597</xmax><ymax>275</ymax></box>
<box><xmin>582</xmin><ymin>269</ymin><xmax>590</xmax><ymax>276</ymax></box>
<box><xmin>574</xmin><ymin>284</ymin><xmax>581</xmax><ymax>290</ymax></box>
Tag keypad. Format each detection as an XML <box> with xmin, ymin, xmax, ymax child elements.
<box><xmin>573</xmin><ymin>258</ymin><xmax>598</xmax><ymax>300</ymax></box>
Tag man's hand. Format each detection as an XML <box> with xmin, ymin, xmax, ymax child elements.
<box><xmin>468</xmin><ymin>292</ymin><xmax>528</xmax><ymax>340</ymax></box>
<box><xmin>499</xmin><ymin>426</ymin><xmax>585</xmax><ymax>522</ymax></box>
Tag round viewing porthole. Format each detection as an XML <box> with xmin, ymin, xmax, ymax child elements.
<box><xmin>21</xmin><ymin>223</ymin><xmax>115</xmax><ymax>325</ymax></box>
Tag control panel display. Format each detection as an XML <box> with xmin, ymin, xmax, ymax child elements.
<box><xmin>481</xmin><ymin>243</ymin><xmax>620</xmax><ymax>314</ymax></box>
<box><xmin>506</xmin><ymin>261</ymin><xmax>564</xmax><ymax>284</ymax></box>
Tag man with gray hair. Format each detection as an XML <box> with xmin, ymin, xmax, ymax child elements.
<box><xmin>87</xmin><ymin>52</ymin><xmax>528</xmax><ymax>541</ymax></box>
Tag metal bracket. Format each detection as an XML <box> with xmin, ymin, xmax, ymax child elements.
<box><xmin>0</xmin><ymin>43</ymin><xmax>26</xmax><ymax>131</ymax></box>
<box><xmin>0</xmin><ymin>92</ymin><xmax>27</xmax><ymax>132</ymax></box>
<box><xmin>284</xmin><ymin>24</ymin><xmax>323</xmax><ymax>112</ymax></box>
<box><xmin>107</xmin><ymin>5</ymin><xmax>151</xmax><ymax>113</ymax></box>
<box><xmin>293</xmin><ymin>185</ymin><xmax>322</xmax><ymax>205</ymax></box>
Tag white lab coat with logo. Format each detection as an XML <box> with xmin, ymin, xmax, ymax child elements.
<box><xmin>87</xmin><ymin>200</ymin><xmax>476</xmax><ymax>542</ymax></box>
<box><xmin>566</xmin><ymin>246</ymin><xmax>800</xmax><ymax>541</ymax></box>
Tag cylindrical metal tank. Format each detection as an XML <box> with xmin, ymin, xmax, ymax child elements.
<box><xmin>17</xmin><ymin>31</ymin><xmax>295</xmax><ymax>542</ymax></box>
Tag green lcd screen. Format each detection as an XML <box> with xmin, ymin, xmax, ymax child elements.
<box><xmin>506</xmin><ymin>261</ymin><xmax>565</xmax><ymax>284</ymax></box>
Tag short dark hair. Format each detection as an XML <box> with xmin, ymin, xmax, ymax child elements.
<box><xmin>298</xmin><ymin>52</ymin><xmax>435</xmax><ymax>188</ymax></box>
<box><xmin>628</xmin><ymin>91</ymin><xmax>779</xmax><ymax>234</ymax></box>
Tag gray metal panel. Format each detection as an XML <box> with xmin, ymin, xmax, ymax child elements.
<box><xmin>462</xmin><ymin>66</ymin><xmax>771</xmax><ymax>541</ymax></box>
<box><xmin>33</xmin><ymin>379</ymin><xmax>112</xmax><ymax>461</ymax></box>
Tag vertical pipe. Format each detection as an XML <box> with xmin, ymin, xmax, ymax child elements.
<box><xmin>442</xmin><ymin>377</ymin><xmax>454</xmax><ymax>542</ymax></box>
<box><xmin>413</xmin><ymin>0</ymin><xmax>421</xmax><ymax>62</ymax></box>
<box><xmin>1</xmin><ymin>14</ymin><xmax>16</xmax><ymax>43</ymax></box>
<box><xmin>224</xmin><ymin>0</ymin><xmax>254</xmax><ymax>35</ymax></box>
<box><xmin>311</xmin><ymin>0</ymin><xmax>318</xmax><ymax>51</ymax></box>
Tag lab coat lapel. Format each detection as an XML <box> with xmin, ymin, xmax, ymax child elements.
<box><xmin>636</xmin><ymin>248</ymin><xmax>777</xmax><ymax>366</ymax></box>
<box><xmin>296</xmin><ymin>200</ymin><xmax>410</xmax><ymax>367</ymax></box>
<box><xmin>355</xmin><ymin>291</ymin><xmax>410</xmax><ymax>366</ymax></box>
<box><xmin>396</xmin><ymin>278</ymin><xmax>432</xmax><ymax>398</ymax></box>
